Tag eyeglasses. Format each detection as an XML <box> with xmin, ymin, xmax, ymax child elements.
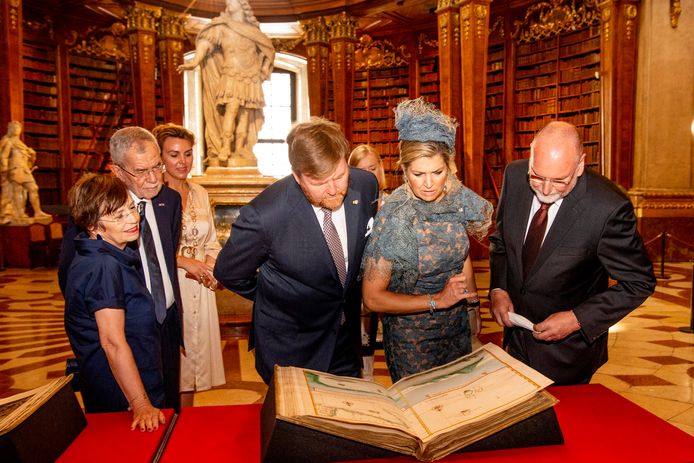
<box><xmin>117</xmin><ymin>163</ymin><xmax>165</xmax><ymax>179</ymax></box>
<box><xmin>100</xmin><ymin>204</ymin><xmax>139</xmax><ymax>223</ymax></box>
<box><xmin>527</xmin><ymin>165</ymin><xmax>576</xmax><ymax>189</ymax></box>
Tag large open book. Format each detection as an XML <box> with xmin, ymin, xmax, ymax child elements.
<box><xmin>0</xmin><ymin>375</ymin><xmax>86</xmax><ymax>462</ymax></box>
<box><xmin>271</xmin><ymin>343</ymin><xmax>558</xmax><ymax>461</ymax></box>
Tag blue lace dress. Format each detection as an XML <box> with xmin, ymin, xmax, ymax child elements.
<box><xmin>361</xmin><ymin>181</ymin><xmax>492</xmax><ymax>382</ymax></box>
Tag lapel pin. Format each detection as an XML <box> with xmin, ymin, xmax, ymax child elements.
<box><xmin>352</xmin><ymin>200</ymin><xmax>359</xmax><ymax>205</ymax></box>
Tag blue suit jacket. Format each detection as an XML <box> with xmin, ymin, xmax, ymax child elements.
<box><xmin>489</xmin><ymin>160</ymin><xmax>656</xmax><ymax>384</ymax></box>
<box><xmin>214</xmin><ymin>168</ymin><xmax>379</xmax><ymax>383</ymax></box>
<box><xmin>59</xmin><ymin>185</ymin><xmax>183</xmax><ymax>324</ymax></box>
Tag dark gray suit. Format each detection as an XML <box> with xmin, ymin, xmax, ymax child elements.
<box><xmin>489</xmin><ymin>160</ymin><xmax>656</xmax><ymax>385</ymax></box>
<box><xmin>214</xmin><ymin>168</ymin><xmax>379</xmax><ymax>383</ymax></box>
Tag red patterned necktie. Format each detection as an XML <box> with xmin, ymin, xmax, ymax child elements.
<box><xmin>322</xmin><ymin>208</ymin><xmax>346</xmax><ymax>287</ymax></box>
<box><xmin>522</xmin><ymin>202</ymin><xmax>550</xmax><ymax>278</ymax></box>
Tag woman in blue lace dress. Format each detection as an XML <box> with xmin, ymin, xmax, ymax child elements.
<box><xmin>361</xmin><ymin>98</ymin><xmax>493</xmax><ymax>382</ymax></box>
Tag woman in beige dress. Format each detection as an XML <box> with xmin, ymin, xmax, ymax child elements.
<box><xmin>153</xmin><ymin>123</ymin><xmax>226</xmax><ymax>407</ymax></box>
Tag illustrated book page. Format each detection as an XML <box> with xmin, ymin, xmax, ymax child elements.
<box><xmin>273</xmin><ymin>343</ymin><xmax>557</xmax><ymax>460</ymax></box>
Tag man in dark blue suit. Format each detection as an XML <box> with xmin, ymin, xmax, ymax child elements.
<box><xmin>214</xmin><ymin>118</ymin><xmax>379</xmax><ymax>384</ymax></box>
<box><xmin>59</xmin><ymin>127</ymin><xmax>183</xmax><ymax>411</ymax></box>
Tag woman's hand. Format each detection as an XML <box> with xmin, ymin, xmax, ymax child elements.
<box><xmin>130</xmin><ymin>397</ymin><xmax>166</xmax><ymax>432</ymax></box>
<box><xmin>180</xmin><ymin>256</ymin><xmax>217</xmax><ymax>289</ymax></box>
<box><xmin>434</xmin><ymin>272</ymin><xmax>478</xmax><ymax>309</ymax></box>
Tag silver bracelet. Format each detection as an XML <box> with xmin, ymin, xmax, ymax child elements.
<box><xmin>427</xmin><ymin>293</ymin><xmax>437</xmax><ymax>315</ymax></box>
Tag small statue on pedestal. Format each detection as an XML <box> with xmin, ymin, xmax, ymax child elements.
<box><xmin>178</xmin><ymin>0</ymin><xmax>275</xmax><ymax>169</ymax></box>
<box><xmin>0</xmin><ymin>121</ymin><xmax>51</xmax><ymax>225</ymax></box>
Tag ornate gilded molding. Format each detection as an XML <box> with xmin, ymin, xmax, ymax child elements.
<box><xmin>624</xmin><ymin>4</ymin><xmax>638</xmax><ymax>41</ymax></box>
<box><xmin>67</xmin><ymin>22</ymin><xmax>129</xmax><ymax>61</ymax></box>
<box><xmin>489</xmin><ymin>15</ymin><xmax>504</xmax><ymax>39</ymax></box>
<box><xmin>23</xmin><ymin>16</ymin><xmax>54</xmax><ymax>40</ymax></box>
<box><xmin>671</xmin><ymin>0</ymin><xmax>682</xmax><ymax>28</ymax></box>
<box><xmin>461</xmin><ymin>4</ymin><xmax>471</xmax><ymax>41</ymax></box>
<box><xmin>158</xmin><ymin>9</ymin><xmax>187</xmax><ymax>40</ymax></box>
<box><xmin>301</xmin><ymin>16</ymin><xmax>328</xmax><ymax>44</ymax></box>
<box><xmin>437</xmin><ymin>0</ymin><xmax>458</xmax><ymax>9</ymax></box>
<box><xmin>418</xmin><ymin>32</ymin><xmax>438</xmax><ymax>54</ymax></box>
<box><xmin>328</xmin><ymin>11</ymin><xmax>357</xmax><ymax>41</ymax></box>
<box><xmin>354</xmin><ymin>34</ymin><xmax>410</xmax><ymax>70</ymax></box>
<box><xmin>271</xmin><ymin>37</ymin><xmax>304</xmax><ymax>53</ymax></box>
<box><xmin>629</xmin><ymin>189</ymin><xmax>694</xmax><ymax>217</ymax></box>
<box><xmin>512</xmin><ymin>0</ymin><xmax>600</xmax><ymax>43</ymax></box>
<box><xmin>600</xmin><ymin>5</ymin><xmax>611</xmax><ymax>42</ymax></box>
<box><xmin>124</xmin><ymin>2</ymin><xmax>161</xmax><ymax>33</ymax></box>
<box><xmin>8</xmin><ymin>0</ymin><xmax>19</xmax><ymax>31</ymax></box>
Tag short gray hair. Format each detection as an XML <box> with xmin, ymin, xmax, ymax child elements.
<box><xmin>109</xmin><ymin>127</ymin><xmax>160</xmax><ymax>165</ymax></box>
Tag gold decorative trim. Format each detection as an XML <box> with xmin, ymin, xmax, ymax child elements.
<box><xmin>328</xmin><ymin>11</ymin><xmax>357</xmax><ymax>41</ymax></box>
<box><xmin>158</xmin><ymin>9</ymin><xmax>188</xmax><ymax>39</ymax></box>
<box><xmin>418</xmin><ymin>32</ymin><xmax>438</xmax><ymax>54</ymax></box>
<box><xmin>23</xmin><ymin>17</ymin><xmax>54</xmax><ymax>39</ymax></box>
<box><xmin>439</xmin><ymin>14</ymin><xmax>449</xmax><ymax>48</ymax></box>
<box><xmin>629</xmin><ymin>189</ymin><xmax>694</xmax><ymax>218</ymax></box>
<box><xmin>461</xmin><ymin>4</ymin><xmax>471</xmax><ymax>41</ymax></box>
<box><xmin>272</xmin><ymin>37</ymin><xmax>303</xmax><ymax>53</ymax></box>
<box><xmin>624</xmin><ymin>4</ymin><xmax>637</xmax><ymax>41</ymax></box>
<box><xmin>68</xmin><ymin>22</ymin><xmax>129</xmax><ymax>61</ymax></box>
<box><xmin>600</xmin><ymin>5</ymin><xmax>611</xmax><ymax>42</ymax></box>
<box><xmin>671</xmin><ymin>0</ymin><xmax>682</xmax><ymax>28</ymax></box>
<box><xmin>489</xmin><ymin>15</ymin><xmax>504</xmax><ymax>39</ymax></box>
<box><xmin>124</xmin><ymin>2</ymin><xmax>161</xmax><ymax>33</ymax></box>
<box><xmin>354</xmin><ymin>34</ymin><xmax>410</xmax><ymax>70</ymax></box>
<box><xmin>512</xmin><ymin>0</ymin><xmax>600</xmax><ymax>43</ymax></box>
<box><xmin>301</xmin><ymin>16</ymin><xmax>328</xmax><ymax>44</ymax></box>
<box><xmin>473</xmin><ymin>4</ymin><xmax>488</xmax><ymax>40</ymax></box>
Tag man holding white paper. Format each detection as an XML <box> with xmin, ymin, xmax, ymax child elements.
<box><xmin>488</xmin><ymin>121</ymin><xmax>656</xmax><ymax>385</ymax></box>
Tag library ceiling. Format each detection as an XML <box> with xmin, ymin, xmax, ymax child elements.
<box><xmin>24</xmin><ymin>0</ymin><xmax>440</xmax><ymax>32</ymax></box>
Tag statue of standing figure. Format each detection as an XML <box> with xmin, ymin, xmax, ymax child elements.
<box><xmin>0</xmin><ymin>121</ymin><xmax>51</xmax><ymax>224</ymax></box>
<box><xmin>178</xmin><ymin>0</ymin><xmax>275</xmax><ymax>168</ymax></box>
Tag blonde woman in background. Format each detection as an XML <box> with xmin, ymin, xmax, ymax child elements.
<box><xmin>348</xmin><ymin>144</ymin><xmax>386</xmax><ymax>381</ymax></box>
<box><xmin>153</xmin><ymin>123</ymin><xmax>226</xmax><ymax>407</ymax></box>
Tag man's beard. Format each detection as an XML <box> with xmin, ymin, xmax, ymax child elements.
<box><xmin>531</xmin><ymin>174</ymin><xmax>578</xmax><ymax>205</ymax></box>
<box><xmin>298</xmin><ymin>182</ymin><xmax>346</xmax><ymax>211</ymax></box>
<box><xmin>319</xmin><ymin>193</ymin><xmax>346</xmax><ymax>211</ymax></box>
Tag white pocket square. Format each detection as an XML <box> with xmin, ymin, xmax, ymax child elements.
<box><xmin>365</xmin><ymin>217</ymin><xmax>374</xmax><ymax>237</ymax></box>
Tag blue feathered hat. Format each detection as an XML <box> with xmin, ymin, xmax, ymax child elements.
<box><xmin>393</xmin><ymin>98</ymin><xmax>458</xmax><ymax>152</ymax></box>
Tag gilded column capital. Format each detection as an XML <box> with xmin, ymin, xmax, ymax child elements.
<box><xmin>671</xmin><ymin>0</ymin><xmax>682</xmax><ymax>28</ymax></box>
<box><xmin>158</xmin><ymin>9</ymin><xmax>188</xmax><ymax>40</ymax></box>
<box><xmin>328</xmin><ymin>11</ymin><xmax>357</xmax><ymax>41</ymax></box>
<box><xmin>124</xmin><ymin>2</ymin><xmax>161</xmax><ymax>33</ymax></box>
<box><xmin>301</xmin><ymin>16</ymin><xmax>329</xmax><ymax>45</ymax></box>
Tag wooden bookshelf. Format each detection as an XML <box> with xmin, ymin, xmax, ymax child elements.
<box><xmin>511</xmin><ymin>25</ymin><xmax>601</xmax><ymax>170</ymax></box>
<box><xmin>351</xmin><ymin>64</ymin><xmax>409</xmax><ymax>191</ymax></box>
<box><xmin>67</xmin><ymin>53</ymin><xmax>133</xmax><ymax>175</ymax></box>
<box><xmin>484</xmin><ymin>42</ymin><xmax>505</xmax><ymax>203</ymax></box>
<box><xmin>22</xmin><ymin>41</ymin><xmax>61</xmax><ymax>205</ymax></box>
<box><xmin>417</xmin><ymin>57</ymin><xmax>440</xmax><ymax>107</ymax></box>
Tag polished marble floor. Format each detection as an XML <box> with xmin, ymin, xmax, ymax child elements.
<box><xmin>1</xmin><ymin>261</ymin><xmax>692</xmax><ymax>436</ymax></box>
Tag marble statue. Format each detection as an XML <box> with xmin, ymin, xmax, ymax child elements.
<box><xmin>0</xmin><ymin>121</ymin><xmax>51</xmax><ymax>224</ymax></box>
<box><xmin>178</xmin><ymin>0</ymin><xmax>275</xmax><ymax>168</ymax></box>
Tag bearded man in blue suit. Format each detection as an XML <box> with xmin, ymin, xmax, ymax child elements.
<box><xmin>214</xmin><ymin>118</ymin><xmax>379</xmax><ymax>384</ymax></box>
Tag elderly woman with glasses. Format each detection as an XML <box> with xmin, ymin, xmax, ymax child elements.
<box><xmin>63</xmin><ymin>174</ymin><xmax>166</xmax><ymax>432</ymax></box>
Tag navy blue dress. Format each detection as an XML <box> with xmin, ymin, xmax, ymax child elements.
<box><xmin>64</xmin><ymin>233</ymin><xmax>165</xmax><ymax>412</ymax></box>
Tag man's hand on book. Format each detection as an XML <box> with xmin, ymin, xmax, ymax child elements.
<box><xmin>130</xmin><ymin>401</ymin><xmax>166</xmax><ymax>432</ymax></box>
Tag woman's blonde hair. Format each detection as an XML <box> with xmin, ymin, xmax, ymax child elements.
<box><xmin>349</xmin><ymin>144</ymin><xmax>386</xmax><ymax>190</ymax></box>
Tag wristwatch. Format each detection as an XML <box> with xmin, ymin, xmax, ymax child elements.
<box><xmin>427</xmin><ymin>293</ymin><xmax>437</xmax><ymax>315</ymax></box>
